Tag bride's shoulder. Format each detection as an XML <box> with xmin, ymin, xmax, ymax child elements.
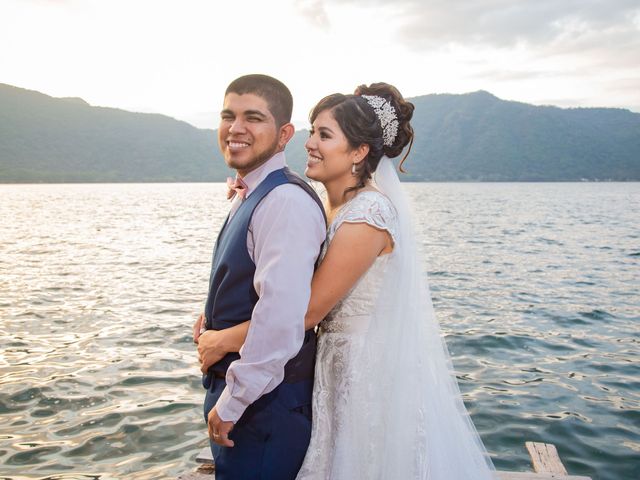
<box><xmin>352</xmin><ymin>190</ymin><xmax>396</xmax><ymax>215</ymax></box>
<box><xmin>340</xmin><ymin>190</ymin><xmax>398</xmax><ymax>229</ymax></box>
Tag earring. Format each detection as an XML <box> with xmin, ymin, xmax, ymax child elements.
<box><xmin>351</xmin><ymin>163</ymin><xmax>358</xmax><ymax>175</ymax></box>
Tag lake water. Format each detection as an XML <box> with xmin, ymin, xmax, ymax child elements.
<box><xmin>0</xmin><ymin>182</ymin><xmax>638</xmax><ymax>480</ymax></box>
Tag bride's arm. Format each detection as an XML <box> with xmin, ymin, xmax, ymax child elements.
<box><xmin>304</xmin><ymin>222</ymin><xmax>392</xmax><ymax>328</ymax></box>
<box><xmin>198</xmin><ymin>323</ymin><xmax>250</xmax><ymax>374</ymax></box>
<box><xmin>198</xmin><ymin>222</ymin><xmax>391</xmax><ymax>373</ymax></box>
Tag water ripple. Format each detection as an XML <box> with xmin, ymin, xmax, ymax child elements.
<box><xmin>1</xmin><ymin>182</ymin><xmax>639</xmax><ymax>479</ymax></box>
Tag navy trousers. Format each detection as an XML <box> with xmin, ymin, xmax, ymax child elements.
<box><xmin>203</xmin><ymin>376</ymin><xmax>313</xmax><ymax>480</ymax></box>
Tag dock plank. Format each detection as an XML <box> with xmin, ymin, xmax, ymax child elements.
<box><xmin>196</xmin><ymin>447</ymin><xmax>213</xmax><ymax>464</ymax></box>
<box><xmin>180</xmin><ymin>442</ymin><xmax>591</xmax><ymax>479</ymax></box>
<box><xmin>177</xmin><ymin>473</ymin><xmax>213</xmax><ymax>480</ymax></box>
<box><xmin>179</xmin><ymin>470</ymin><xmax>591</xmax><ymax>480</ymax></box>
<box><xmin>526</xmin><ymin>441</ymin><xmax>569</xmax><ymax>475</ymax></box>
<box><xmin>177</xmin><ymin>464</ymin><xmax>214</xmax><ymax>479</ymax></box>
<box><xmin>497</xmin><ymin>473</ymin><xmax>591</xmax><ymax>480</ymax></box>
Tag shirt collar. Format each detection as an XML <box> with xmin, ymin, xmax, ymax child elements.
<box><xmin>238</xmin><ymin>151</ymin><xmax>287</xmax><ymax>199</ymax></box>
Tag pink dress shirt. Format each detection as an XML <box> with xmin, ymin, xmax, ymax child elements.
<box><xmin>214</xmin><ymin>151</ymin><xmax>326</xmax><ymax>422</ymax></box>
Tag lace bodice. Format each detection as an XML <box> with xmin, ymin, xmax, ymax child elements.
<box><xmin>319</xmin><ymin>191</ymin><xmax>398</xmax><ymax>331</ymax></box>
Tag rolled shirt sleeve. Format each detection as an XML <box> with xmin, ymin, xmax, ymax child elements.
<box><xmin>214</xmin><ymin>183</ymin><xmax>326</xmax><ymax>422</ymax></box>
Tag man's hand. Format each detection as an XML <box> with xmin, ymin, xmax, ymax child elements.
<box><xmin>193</xmin><ymin>312</ymin><xmax>205</xmax><ymax>344</ymax></box>
<box><xmin>208</xmin><ymin>407</ymin><xmax>235</xmax><ymax>447</ymax></box>
<box><xmin>197</xmin><ymin>330</ymin><xmax>229</xmax><ymax>374</ymax></box>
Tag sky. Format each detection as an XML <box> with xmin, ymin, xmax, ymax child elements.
<box><xmin>1</xmin><ymin>0</ymin><xmax>639</xmax><ymax>129</ymax></box>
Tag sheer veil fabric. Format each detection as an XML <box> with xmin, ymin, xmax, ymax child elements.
<box><xmin>330</xmin><ymin>157</ymin><xmax>497</xmax><ymax>479</ymax></box>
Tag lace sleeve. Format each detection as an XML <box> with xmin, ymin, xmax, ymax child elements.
<box><xmin>331</xmin><ymin>191</ymin><xmax>398</xmax><ymax>246</ymax></box>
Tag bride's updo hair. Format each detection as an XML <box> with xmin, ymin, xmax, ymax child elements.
<box><xmin>309</xmin><ymin>82</ymin><xmax>414</xmax><ymax>192</ymax></box>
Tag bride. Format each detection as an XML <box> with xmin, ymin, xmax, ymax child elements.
<box><xmin>197</xmin><ymin>83</ymin><xmax>496</xmax><ymax>479</ymax></box>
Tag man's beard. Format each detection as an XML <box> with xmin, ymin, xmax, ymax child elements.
<box><xmin>227</xmin><ymin>137</ymin><xmax>280</xmax><ymax>173</ymax></box>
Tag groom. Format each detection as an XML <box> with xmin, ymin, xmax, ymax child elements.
<box><xmin>194</xmin><ymin>74</ymin><xmax>326</xmax><ymax>479</ymax></box>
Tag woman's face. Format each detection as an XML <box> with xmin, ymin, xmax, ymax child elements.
<box><xmin>304</xmin><ymin>108</ymin><xmax>354</xmax><ymax>183</ymax></box>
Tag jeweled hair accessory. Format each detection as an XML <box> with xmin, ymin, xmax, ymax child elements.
<box><xmin>361</xmin><ymin>94</ymin><xmax>399</xmax><ymax>147</ymax></box>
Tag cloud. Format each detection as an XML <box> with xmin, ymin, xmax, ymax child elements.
<box><xmin>542</xmin><ymin>21</ymin><xmax>640</xmax><ymax>66</ymax></box>
<box><xmin>25</xmin><ymin>0</ymin><xmax>73</xmax><ymax>4</ymax></box>
<box><xmin>328</xmin><ymin>0</ymin><xmax>640</xmax><ymax>49</ymax></box>
<box><xmin>469</xmin><ymin>68</ymin><xmax>558</xmax><ymax>82</ymax></box>
<box><xmin>295</xmin><ymin>0</ymin><xmax>331</xmax><ymax>29</ymax></box>
<box><xmin>318</xmin><ymin>0</ymin><xmax>640</xmax><ymax>112</ymax></box>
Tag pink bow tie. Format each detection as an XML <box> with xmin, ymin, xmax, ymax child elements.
<box><xmin>226</xmin><ymin>176</ymin><xmax>248</xmax><ymax>200</ymax></box>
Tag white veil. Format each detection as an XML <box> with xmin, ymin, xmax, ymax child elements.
<box><xmin>331</xmin><ymin>157</ymin><xmax>497</xmax><ymax>479</ymax></box>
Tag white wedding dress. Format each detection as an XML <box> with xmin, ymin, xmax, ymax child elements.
<box><xmin>297</xmin><ymin>158</ymin><xmax>496</xmax><ymax>480</ymax></box>
<box><xmin>296</xmin><ymin>191</ymin><xmax>398</xmax><ymax>480</ymax></box>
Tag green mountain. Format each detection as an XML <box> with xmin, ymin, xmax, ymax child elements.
<box><xmin>1</xmin><ymin>83</ymin><xmax>639</xmax><ymax>182</ymax></box>
<box><xmin>0</xmin><ymin>83</ymin><xmax>225</xmax><ymax>182</ymax></box>
<box><xmin>395</xmin><ymin>91</ymin><xmax>640</xmax><ymax>181</ymax></box>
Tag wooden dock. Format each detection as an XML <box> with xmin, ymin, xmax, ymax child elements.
<box><xmin>177</xmin><ymin>441</ymin><xmax>591</xmax><ymax>479</ymax></box>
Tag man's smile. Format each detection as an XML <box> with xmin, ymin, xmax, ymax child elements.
<box><xmin>227</xmin><ymin>141</ymin><xmax>251</xmax><ymax>151</ymax></box>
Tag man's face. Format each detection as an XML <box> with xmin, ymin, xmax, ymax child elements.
<box><xmin>218</xmin><ymin>93</ymin><xmax>280</xmax><ymax>176</ymax></box>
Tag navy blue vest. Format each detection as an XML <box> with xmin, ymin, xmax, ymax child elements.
<box><xmin>204</xmin><ymin>167</ymin><xmax>325</xmax><ymax>382</ymax></box>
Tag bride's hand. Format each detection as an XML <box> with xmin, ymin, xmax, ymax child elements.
<box><xmin>193</xmin><ymin>312</ymin><xmax>206</xmax><ymax>344</ymax></box>
<box><xmin>198</xmin><ymin>330</ymin><xmax>231</xmax><ymax>374</ymax></box>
